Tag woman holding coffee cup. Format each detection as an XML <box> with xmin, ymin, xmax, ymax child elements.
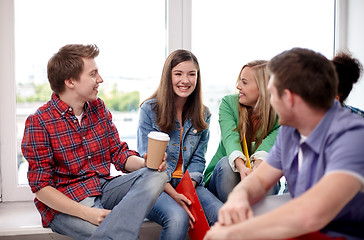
<box><xmin>137</xmin><ymin>49</ymin><xmax>222</xmax><ymax>240</ymax></box>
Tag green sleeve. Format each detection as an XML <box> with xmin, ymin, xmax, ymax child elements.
<box><xmin>219</xmin><ymin>94</ymin><xmax>243</xmax><ymax>156</ymax></box>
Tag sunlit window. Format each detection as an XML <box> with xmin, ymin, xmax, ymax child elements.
<box><xmin>191</xmin><ymin>0</ymin><xmax>335</xmax><ymax>162</ymax></box>
<box><xmin>15</xmin><ymin>0</ymin><xmax>166</xmax><ymax>184</ymax></box>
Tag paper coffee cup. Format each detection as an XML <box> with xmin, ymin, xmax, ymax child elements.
<box><xmin>147</xmin><ymin>131</ymin><xmax>170</xmax><ymax>169</ymax></box>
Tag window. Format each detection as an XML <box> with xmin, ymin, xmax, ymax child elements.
<box><xmin>0</xmin><ymin>0</ymin><xmax>346</xmax><ymax>202</ymax></box>
<box><xmin>191</xmin><ymin>0</ymin><xmax>335</xmax><ymax>161</ymax></box>
<box><xmin>1</xmin><ymin>0</ymin><xmax>166</xmax><ymax>201</ymax></box>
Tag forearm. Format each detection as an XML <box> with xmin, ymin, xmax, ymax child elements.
<box><xmin>124</xmin><ymin>155</ymin><xmax>146</xmax><ymax>172</ymax></box>
<box><xmin>36</xmin><ymin>186</ymin><xmax>91</xmax><ymax>221</ymax></box>
<box><xmin>207</xmin><ymin>204</ymin><xmax>315</xmax><ymax>240</ymax></box>
<box><xmin>231</xmin><ymin>172</ymin><xmax>266</xmax><ymax>205</ymax></box>
<box><xmin>164</xmin><ymin>182</ymin><xmax>177</xmax><ymax>196</ymax></box>
<box><xmin>220</xmin><ymin>173</ymin><xmax>361</xmax><ymax>240</ymax></box>
<box><xmin>223</xmin><ymin>212</ymin><xmax>306</xmax><ymax>240</ymax></box>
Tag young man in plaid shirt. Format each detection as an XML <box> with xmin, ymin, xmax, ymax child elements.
<box><xmin>22</xmin><ymin>44</ymin><xmax>168</xmax><ymax>240</ymax></box>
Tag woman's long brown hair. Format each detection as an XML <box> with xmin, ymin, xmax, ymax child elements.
<box><xmin>141</xmin><ymin>49</ymin><xmax>208</xmax><ymax>132</ymax></box>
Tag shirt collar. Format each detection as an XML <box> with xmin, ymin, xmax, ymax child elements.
<box><xmin>50</xmin><ymin>92</ymin><xmax>91</xmax><ymax>117</ymax></box>
<box><xmin>303</xmin><ymin>101</ymin><xmax>338</xmax><ymax>153</ymax></box>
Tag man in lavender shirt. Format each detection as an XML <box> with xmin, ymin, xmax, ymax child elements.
<box><xmin>204</xmin><ymin>48</ymin><xmax>364</xmax><ymax>240</ymax></box>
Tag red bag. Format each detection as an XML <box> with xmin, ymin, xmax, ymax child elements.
<box><xmin>175</xmin><ymin>170</ymin><xmax>210</xmax><ymax>240</ymax></box>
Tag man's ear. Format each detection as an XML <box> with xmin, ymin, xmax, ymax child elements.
<box><xmin>283</xmin><ymin>89</ymin><xmax>295</xmax><ymax>108</ymax></box>
<box><xmin>64</xmin><ymin>78</ymin><xmax>75</xmax><ymax>89</ymax></box>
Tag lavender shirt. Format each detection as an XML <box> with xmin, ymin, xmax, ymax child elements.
<box><xmin>267</xmin><ymin>101</ymin><xmax>364</xmax><ymax>237</ymax></box>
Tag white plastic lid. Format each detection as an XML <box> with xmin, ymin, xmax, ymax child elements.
<box><xmin>147</xmin><ymin>131</ymin><xmax>170</xmax><ymax>141</ymax></box>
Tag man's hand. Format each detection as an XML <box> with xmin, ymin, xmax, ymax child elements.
<box><xmin>157</xmin><ymin>152</ymin><xmax>167</xmax><ymax>172</ymax></box>
<box><xmin>218</xmin><ymin>189</ymin><xmax>253</xmax><ymax>226</ymax></box>
<box><xmin>143</xmin><ymin>152</ymin><xmax>168</xmax><ymax>172</ymax></box>
<box><xmin>203</xmin><ymin>223</ymin><xmax>231</xmax><ymax>240</ymax></box>
<box><xmin>84</xmin><ymin>207</ymin><xmax>111</xmax><ymax>226</ymax></box>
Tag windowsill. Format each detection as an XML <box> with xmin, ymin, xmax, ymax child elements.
<box><xmin>0</xmin><ymin>201</ymin><xmax>52</xmax><ymax>236</ymax></box>
<box><xmin>0</xmin><ymin>201</ymin><xmax>164</xmax><ymax>239</ymax></box>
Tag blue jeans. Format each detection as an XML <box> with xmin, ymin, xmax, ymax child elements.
<box><xmin>147</xmin><ymin>178</ymin><xmax>223</xmax><ymax>240</ymax></box>
<box><xmin>207</xmin><ymin>156</ymin><xmax>280</xmax><ymax>202</ymax></box>
<box><xmin>50</xmin><ymin>168</ymin><xmax>167</xmax><ymax>240</ymax></box>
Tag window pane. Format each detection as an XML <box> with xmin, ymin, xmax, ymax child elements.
<box><xmin>15</xmin><ymin>0</ymin><xmax>166</xmax><ymax>184</ymax></box>
<box><xmin>192</xmin><ymin>0</ymin><xmax>335</xmax><ymax>162</ymax></box>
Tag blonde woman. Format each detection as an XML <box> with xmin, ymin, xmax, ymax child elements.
<box><xmin>204</xmin><ymin>60</ymin><xmax>280</xmax><ymax>202</ymax></box>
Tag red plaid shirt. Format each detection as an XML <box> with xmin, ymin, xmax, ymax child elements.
<box><xmin>22</xmin><ymin>93</ymin><xmax>139</xmax><ymax>227</ymax></box>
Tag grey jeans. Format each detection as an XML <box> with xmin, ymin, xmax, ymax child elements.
<box><xmin>50</xmin><ymin>168</ymin><xmax>167</xmax><ymax>240</ymax></box>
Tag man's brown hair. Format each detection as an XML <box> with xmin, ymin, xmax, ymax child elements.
<box><xmin>268</xmin><ymin>47</ymin><xmax>338</xmax><ymax>110</ymax></box>
<box><xmin>47</xmin><ymin>44</ymin><xmax>99</xmax><ymax>94</ymax></box>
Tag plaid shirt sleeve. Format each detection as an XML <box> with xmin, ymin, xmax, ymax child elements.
<box><xmin>102</xmin><ymin>101</ymin><xmax>140</xmax><ymax>172</ymax></box>
<box><xmin>22</xmin><ymin>113</ymin><xmax>55</xmax><ymax>193</ymax></box>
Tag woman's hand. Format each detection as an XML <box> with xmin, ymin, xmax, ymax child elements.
<box><xmin>252</xmin><ymin>159</ymin><xmax>263</xmax><ymax>171</ymax></box>
<box><xmin>165</xmin><ymin>183</ymin><xmax>196</xmax><ymax>229</ymax></box>
<box><xmin>173</xmin><ymin>192</ymin><xmax>196</xmax><ymax>229</ymax></box>
<box><xmin>234</xmin><ymin>157</ymin><xmax>251</xmax><ymax>180</ymax></box>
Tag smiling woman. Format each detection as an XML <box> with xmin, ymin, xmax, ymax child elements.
<box><xmin>171</xmin><ymin>61</ymin><xmax>198</xmax><ymax>103</ymax></box>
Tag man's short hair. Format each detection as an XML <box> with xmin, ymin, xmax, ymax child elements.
<box><xmin>268</xmin><ymin>47</ymin><xmax>338</xmax><ymax>110</ymax></box>
<box><xmin>47</xmin><ymin>44</ymin><xmax>99</xmax><ymax>94</ymax></box>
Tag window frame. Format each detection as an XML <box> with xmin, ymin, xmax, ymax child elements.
<box><xmin>0</xmin><ymin>0</ymin><xmax>348</xmax><ymax>202</ymax></box>
<box><xmin>0</xmin><ymin>0</ymin><xmax>190</xmax><ymax>202</ymax></box>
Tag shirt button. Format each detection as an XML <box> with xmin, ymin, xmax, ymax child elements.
<box><xmin>88</xmin><ymin>155</ymin><xmax>91</xmax><ymax>159</ymax></box>
<box><xmin>193</xmin><ymin>129</ymin><xmax>197</xmax><ymax>133</ymax></box>
<box><xmin>183</xmin><ymin>146</ymin><xmax>186</xmax><ymax>151</ymax></box>
<box><xmin>83</xmin><ymin>137</ymin><xmax>86</xmax><ymax>140</ymax></box>
<box><xmin>68</xmin><ymin>107</ymin><xmax>72</xmax><ymax>111</ymax></box>
<box><xmin>73</xmin><ymin>120</ymin><xmax>77</xmax><ymax>123</ymax></box>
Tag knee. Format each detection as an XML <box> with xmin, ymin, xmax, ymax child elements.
<box><xmin>221</xmin><ymin>156</ymin><xmax>233</xmax><ymax>171</ymax></box>
<box><xmin>143</xmin><ymin>169</ymin><xmax>168</xmax><ymax>185</ymax></box>
<box><xmin>215</xmin><ymin>156</ymin><xmax>232</xmax><ymax>173</ymax></box>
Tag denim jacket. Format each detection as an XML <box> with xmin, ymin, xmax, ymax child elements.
<box><xmin>137</xmin><ymin>99</ymin><xmax>210</xmax><ymax>185</ymax></box>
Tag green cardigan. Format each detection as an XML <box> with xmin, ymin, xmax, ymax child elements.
<box><xmin>204</xmin><ymin>94</ymin><xmax>280</xmax><ymax>186</ymax></box>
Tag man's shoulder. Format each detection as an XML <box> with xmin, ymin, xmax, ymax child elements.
<box><xmin>332</xmin><ymin>103</ymin><xmax>364</xmax><ymax>131</ymax></box>
<box><xmin>27</xmin><ymin>100</ymin><xmax>53</xmax><ymax>120</ymax></box>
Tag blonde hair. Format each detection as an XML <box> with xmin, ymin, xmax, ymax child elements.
<box><xmin>236</xmin><ymin>60</ymin><xmax>277</xmax><ymax>154</ymax></box>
